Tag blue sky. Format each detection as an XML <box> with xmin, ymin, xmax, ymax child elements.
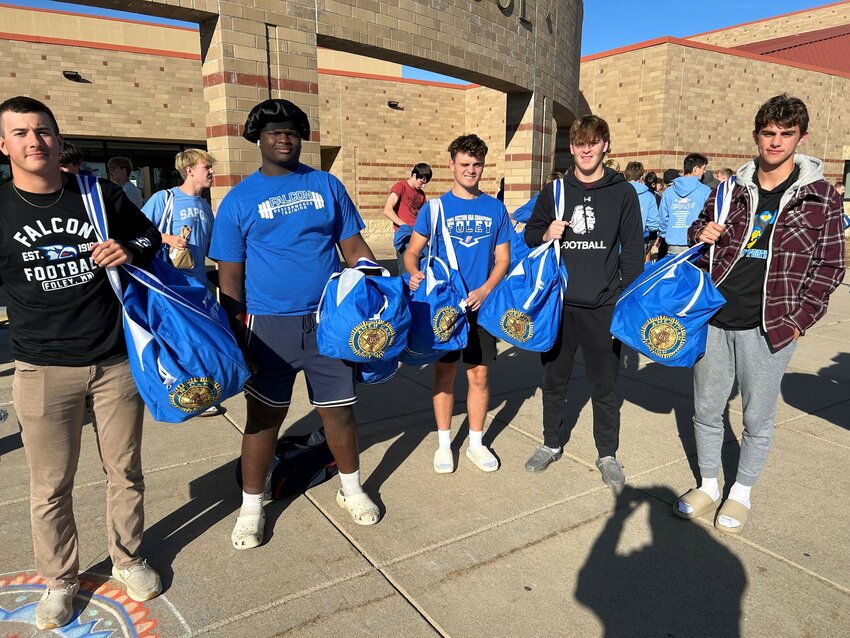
<box><xmin>8</xmin><ymin>0</ymin><xmax>837</xmax><ymax>83</ymax></box>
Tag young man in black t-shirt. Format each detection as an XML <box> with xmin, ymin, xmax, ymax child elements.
<box><xmin>675</xmin><ymin>94</ymin><xmax>845</xmax><ymax>534</ymax></box>
<box><xmin>0</xmin><ymin>96</ymin><xmax>162</xmax><ymax>630</ymax></box>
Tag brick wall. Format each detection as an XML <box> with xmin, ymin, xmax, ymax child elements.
<box><xmin>581</xmin><ymin>42</ymin><xmax>850</xmax><ymax>182</ymax></box>
<box><xmin>318</xmin><ymin>72</ymin><xmax>507</xmax><ymax>250</ymax></box>
<box><xmin>688</xmin><ymin>2</ymin><xmax>850</xmax><ymax>48</ymax></box>
<box><xmin>0</xmin><ymin>39</ymin><xmax>205</xmax><ymax>142</ymax></box>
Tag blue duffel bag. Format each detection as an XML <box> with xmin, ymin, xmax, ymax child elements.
<box><xmin>399</xmin><ymin>198</ymin><xmax>469</xmax><ymax>366</ymax></box>
<box><xmin>78</xmin><ymin>175</ymin><xmax>251</xmax><ymax>423</ymax></box>
<box><xmin>316</xmin><ymin>259</ymin><xmax>410</xmax><ymax>362</ymax></box>
<box><xmin>478</xmin><ymin>179</ymin><xmax>568</xmax><ymax>352</ymax></box>
<box><xmin>610</xmin><ymin>178</ymin><xmax>734</xmax><ymax>367</ymax></box>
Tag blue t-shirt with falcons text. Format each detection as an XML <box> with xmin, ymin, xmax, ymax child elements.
<box><xmin>414</xmin><ymin>190</ymin><xmax>511</xmax><ymax>291</ymax></box>
<box><xmin>209</xmin><ymin>165</ymin><xmax>365</xmax><ymax>316</ymax></box>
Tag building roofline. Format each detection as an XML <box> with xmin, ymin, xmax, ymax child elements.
<box><xmin>580</xmin><ymin>35</ymin><xmax>850</xmax><ymax>80</ymax></box>
<box><xmin>0</xmin><ymin>2</ymin><xmax>199</xmax><ymax>32</ymax></box>
<box><xmin>684</xmin><ymin>0</ymin><xmax>850</xmax><ymax>41</ymax></box>
<box><xmin>317</xmin><ymin>67</ymin><xmax>477</xmax><ymax>90</ymax></box>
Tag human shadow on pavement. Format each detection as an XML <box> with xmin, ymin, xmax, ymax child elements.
<box><xmin>86</xmin><ymin>412</ymin><xmax>326</xmax><ymax>590</ymax></box>
<box><xmin>781</xmin><ymin>353</ymin><xmax>850</xmax><ymax>430</ymax></box>
<box><xmin>619</xmin><ymin>352</ymin><xmax>741</xmax><ymax>490</ymax></box>
<box><xmin>575</xmin><ymin>485</ymin><xmax>746</xmax><ymax>638</ymax></box>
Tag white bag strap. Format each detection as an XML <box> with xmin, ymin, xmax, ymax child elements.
<box><xmin>616</xmin><ymin>242</ymin><xmax>705</xmax><ymax>305</ymax></box>
<box><xmin>510</xmin><ymin>178</ymin><xmax>568</xmax><ymax>310</ymax></box>
<box><xmin>429</xmin><ymin>198</ymin><xmax>460</xmax><ymax>272</ymax></box>
<box><xmin>157</xmin><ymin>189</ymin><xmax>175</xmax><ymax>234</ymax></box>
<box><xmin>709</xmin><ymin>176</ymin><xmax>736</xmax><ymax>273</ymax></box>
<box><xmin>77</xmin><ymin>174</ymin><xmax>122</xmax><ymax>300</ymax></box>
<box><xmin>315</xmin><ymin>260</ymin><xmax>391</xmax><ymax>324</ymax></box>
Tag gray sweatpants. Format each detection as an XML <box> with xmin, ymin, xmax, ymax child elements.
<box><xmin>692</xmin><ymin>325</ymin><xmax>796</xmax><ymax>486</ymax></box>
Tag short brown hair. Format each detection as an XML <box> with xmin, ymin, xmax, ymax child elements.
<box><xmin>0</xmin><ymin>95</ymin><xmax>60</xmax><ymax>136</ymax></box>
<box><xmin>448</xmin><ymin>134</ymin><xmax>488</xmax><ymax>161</ymax></box>
<box><xmin>569</xmin><ymin>115</ymin><xmax>610</xmax><ymax>147</ymax></box>
<box><xmin>754</xmin><ymin>94</ymin><xmax>809</xmax><ymax>135</ymax></box>
<box><xmin>175</xmin><ymin>148</ymin><xmax>215</xmax><ymax>179</ymax></box>
<box><xmin>59</xmin><ymin>142</ymin><xmax>83</xmax><ymax>167</ymax></box>
<box><xmin>624</xmin><ymin>161</ymin><xmax>644</xmax><ymax>181</ymax></box>
<box><xmin>107</xmin><ymin>156</ymin><xmax>133</xmax><ymax>173</ymax></box>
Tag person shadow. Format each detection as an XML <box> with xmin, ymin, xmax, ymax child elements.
<box><xmin>359</xmin><ymin>343</ymin><xmax>540</xmax><ymax>496</ymax></box>
<box><xmin>85</xmin><ymin>412</ymin><xmax>324</xmax><ymax>591</ymax></box>
<box><xmin>781</xmin><ymin>352</ymin><xmax>850</xmax><ymax>430</ymax></box>
<box><xmin>575</xmin><ymin>485</ymin><xmax>746</xmax><ymax>637</ymax></box>
<box><xmin>619</xmin><ymin>349</ymin><xmax>742</xmax><ymax>492</ymax></box>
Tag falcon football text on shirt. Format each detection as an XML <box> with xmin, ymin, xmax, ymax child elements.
<box><xmin>209</xmin><ymin>164</ymin><xmax>365</xmax><ymax>316</ymax></box>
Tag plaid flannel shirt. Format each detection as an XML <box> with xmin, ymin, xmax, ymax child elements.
<box><xmin>688</xmin><ymin>156</ymin><xmax>846</xmax><ymax>351</ymax></box>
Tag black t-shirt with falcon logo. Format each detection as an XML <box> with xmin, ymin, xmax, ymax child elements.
<box><xmin>0</xmin><ymin>176</ymin><xmax>161</xmax><ymax>365</ymax></box>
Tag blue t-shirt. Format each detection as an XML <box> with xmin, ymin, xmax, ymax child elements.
<box><xmin>414</xmin><ymin>191</ymin><xmax>511</xmax><ymax>291</ymax></box>
<box><xmin>208</xmin><ymin>165</ymin><xmax>365</xmax><ymax>316</ymax></box>
<box><xmin>142</xmin><ymin>187</ymin><xmax>212</xmax><ymax>283</ymax></box>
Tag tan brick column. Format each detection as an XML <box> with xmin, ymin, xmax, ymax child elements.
<box><xmin>200</xmin><ymin>2</ymin><xmax>320</xmax><ymax>209</ymax></box>
<box><xmin>504</xmin><ymin>91</ymin><xmax>553</xmax><ymax>214</ymax></box>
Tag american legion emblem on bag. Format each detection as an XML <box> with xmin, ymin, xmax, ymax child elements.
<box><xmin>640</xmin><ymin>316</ymin><xmax>686</xmax><ymax>359</ymax></box>
<box><xmin>169</xmin><ymin>377</ymin><xmax>222</xmax><ymax>412</ymax></box>
<box><xmin>350</xmin><ymin>319</ymin><xmax>396</xmax><ymax>358</ymax></box>
<box><xmin>500</xmin><ymin>308</ymin><xmax>533</xmax><ymax>343</ymax></box>
<box><xmin>433</xmin><ymin>306</ymin><xmax>461</xmax><ymax>342</ymax></box>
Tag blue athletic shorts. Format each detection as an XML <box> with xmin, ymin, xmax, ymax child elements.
<box><xmin>244</xmin><ymin>314</ymin><xmax>356</xmax><ymax>408</ymax></box>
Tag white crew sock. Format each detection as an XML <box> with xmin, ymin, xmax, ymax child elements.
<box><xmin>240</xmin><ymin>490</ymin><xmax>264</xmax><ymax>516</ymax></box>
<box><xmin>339</xmin><ymin>469</ymin><xmax>364</xmax><ymax>498</ymax></box>
<box><xmin>727</xmin><ymin>482</ymin><xmax>752</xmax><ymax>509</ymax></box>
<box><xmin>468</xmin><ymin>430</ymin><xmax>483</xmax><ymax>450</ymax></box>
<box><xmin>677</xmin><ymin>477</ymin><xmax>719</xmax><ymax>515</ymax></box>
<box><xmin>544</xmin><ymin>445</ymin><xmax>562</xmax><ymax>454</ymax></box>
<box><xmin>699</xmin><ymin>477</ymin><xmax>720</xmax><ymax>501</ymax></box>
<box><xmin>437</xmin><ymin>429</ymin><xmax>452</xmax><ymax>449</ymax></box>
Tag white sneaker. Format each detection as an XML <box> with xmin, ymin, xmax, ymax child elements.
<box><xmin>35</xmin><ymin>582</ymin><xmax>79</xmax><ymax>630</ymax></box>
<box><xmin>111</xmin><ymin>560</ymin><xmax>162</xmax><ymax>602</ymax></box>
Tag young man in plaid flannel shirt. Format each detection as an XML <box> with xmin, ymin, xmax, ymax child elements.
<box><xmin>674</xmin><ymin>94</ymin><xmax>846</xmax><ymax>533</ymax></box>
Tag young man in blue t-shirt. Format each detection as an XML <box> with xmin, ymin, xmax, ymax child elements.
<box><xmin>403</xmin><ymin>134</ymin><xmax>511</xmax><ymax>474</ymax></box>
<box><xmin>142</xmin><ymin>148</ymin><xmax>215</xmax><ymax>286</ymax></box>
<box><xmin>209</xmin><ymin>99</ymin><xmax>383</xmax><ymax>550</ymax></box>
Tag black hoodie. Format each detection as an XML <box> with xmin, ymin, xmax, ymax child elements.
<box><xmin>524</xmin><ymin>166</ymin><xmax>644</xmax><ymax>308</ymax></box>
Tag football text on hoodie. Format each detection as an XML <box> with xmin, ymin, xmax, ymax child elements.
<box><xmin>524</xmin><ymin>166</ymin><xmax>644</xmax><ymax>308</ymax></box>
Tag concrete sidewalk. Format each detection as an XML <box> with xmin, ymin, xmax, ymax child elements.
<box><xmin>1</xmin><ymin>274</ymin><xmax>849</xmax><ymax>637</ymax></box>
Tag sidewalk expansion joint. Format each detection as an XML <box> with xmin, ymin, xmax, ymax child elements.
<box><xmin>303</xmin><ymin>491</ymin><xmax>450</xmax><ymax>637</ymax></box>
<box><xmin>0</xmin><ymin>451</ymin><xmax>237</xmax><ymax>508</ymax></box>
<box><xmin>632</xmin><ymin>459</ymin><xmax>850</xmax><ymax>597</ymax></box>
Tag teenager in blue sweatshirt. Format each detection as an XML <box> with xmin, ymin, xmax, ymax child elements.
<box><xmin>625</xmin><ymin>161</ymin><xmax>659</xmax><ymax>257</ymax></box>
<box><xmin>659</xmin><ymin>153</ymin><xmax>711</xmax><ymax>254</ymax></box>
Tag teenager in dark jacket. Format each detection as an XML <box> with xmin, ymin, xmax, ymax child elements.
<box><xmin>523</xmin><ymin>115</ymin><xmax>643</xmax><ymax>493</ymax></box>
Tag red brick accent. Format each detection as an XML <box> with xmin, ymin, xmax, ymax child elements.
<box><xmin>213</xmin><ymin>175</ymin><xmax>245</xmax><ymax>187</ymax></box>
<box><xmin>203</xmin><ymin>72</ymin><xmax>318</xmax><ymax>95</ymax></box>
<box><xmin>0</xmin><ymin>31</ymin><xmax>201</xmax><ymax>60</ymax></box>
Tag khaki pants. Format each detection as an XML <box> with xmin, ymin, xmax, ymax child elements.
<box><xmin>13</xmin><ymin>357</ymin><xmax>145</xmax><ymax>588</ymax></box>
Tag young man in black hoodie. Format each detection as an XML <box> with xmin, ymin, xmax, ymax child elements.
<box><xmin>523</xmin><ymin>115</ymin><xmax>644</xmax><ymax>493</ymax></box>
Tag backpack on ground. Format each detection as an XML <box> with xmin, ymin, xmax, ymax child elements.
<box><xmin>235</xmin><ymin>428</ymin><xmax>338</xmax><ymax>500</ymax></box>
